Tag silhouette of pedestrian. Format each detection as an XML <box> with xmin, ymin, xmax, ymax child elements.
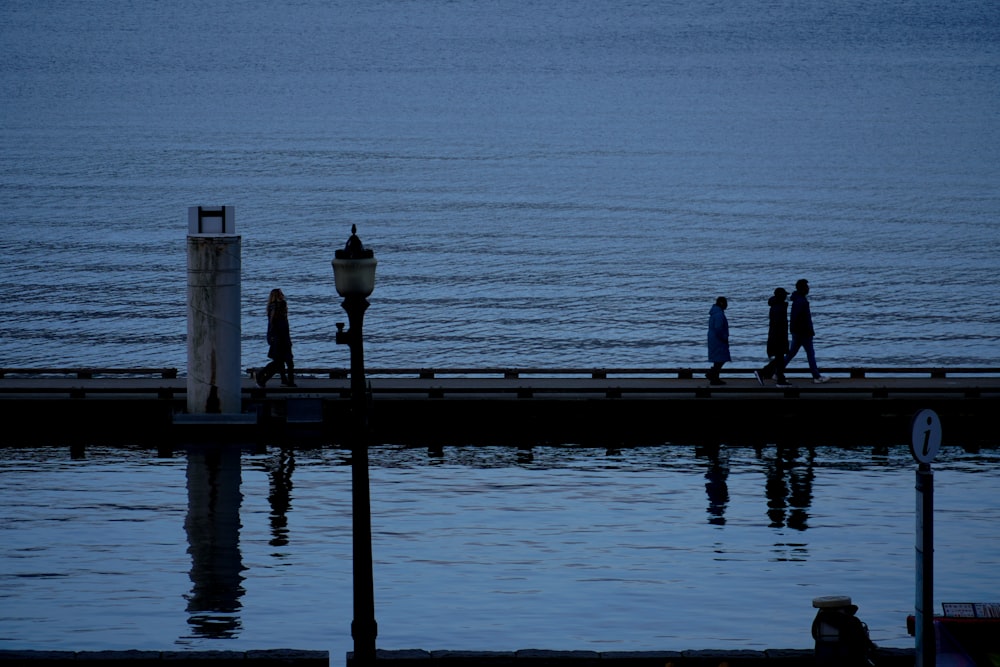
<box><xmin>783</xmin><ymin>279</ymin><xmax>829</xmax><ymax>384</ymax></box>
<box><xmin>257</xmin><ymin>289</ymin><xmax>296</xmax><ymax>388</ymax></box>
<box><xmin>754</xmin><ymin>287</ymin><xmax>792</xmax><ymax>387</ymax></box>
<box><xmin>706</xmin><ymin>296</ymin><xmax>730</xmax><ymax>386</ymax></box>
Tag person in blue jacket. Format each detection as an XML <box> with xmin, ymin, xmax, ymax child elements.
<box><xmin>706</xmin><ymin>296</ymin><xmax>730</xmax><ymax>386</ymax></box>
<box><xmin>783</xmin><ymin>279</ymin><xmax>829</xmax><ymax>384</ymax></box>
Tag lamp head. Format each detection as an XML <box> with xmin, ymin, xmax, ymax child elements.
<box><xmin>332</xmin><ymin>225</ymin><xmax>377</xmax><ymax>297</ymax></box>
<box><xmin>337</xmin><ymin>224</ymin><xmax>375</xmax><ymax>260</ymax></box>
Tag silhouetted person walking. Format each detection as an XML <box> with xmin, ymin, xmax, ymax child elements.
<box><xmin>754</xmin><ymin>287</ymin><xmax>792</xmax><ymax>387</ymax></box>
<box><xmin>783</xmin><ymin>279</ymin><xmax>829</xmax><ymax>384</ymax></box>
<box><xmin>257</xmin><ymin>289</ymin><xmax>296</xmax><ymax>388</ymax></box>
<box><xmin>706</xmin><ymin>296</ymin><xmax>730</xmax><ymax>386</ymax></box>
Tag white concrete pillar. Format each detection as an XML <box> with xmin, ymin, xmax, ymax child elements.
<box><xmin>187</xmin><ymin>206</ymin><xmax>241</xmax><ymax>414</ymax></box>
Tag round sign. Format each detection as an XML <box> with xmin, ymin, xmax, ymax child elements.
<box><xmin>910</xmin><ymin>409</ymin><xmax>942</xmax><ymax>464</ymax></box>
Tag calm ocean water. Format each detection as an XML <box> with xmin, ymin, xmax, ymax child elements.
<box><xmin>1</xmin><ymin>443</ymin><xmax>998</xmax><ymax>659</ymax></box>
<box><xmin>1</xmin><ymin>0</ymin><xmax>998</xmax><ymax>371</ymax></box>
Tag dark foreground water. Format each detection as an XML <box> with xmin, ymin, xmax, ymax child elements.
<box><xmin>1</xmin><ymin>443</ymin><xmax>997</xmax><ymax>660</ymax></box>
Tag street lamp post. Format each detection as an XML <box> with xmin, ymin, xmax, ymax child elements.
<box><xmin>333</xmin><ymin>225</ymin><xmax>378</xmax><ymax>665</ymax></box>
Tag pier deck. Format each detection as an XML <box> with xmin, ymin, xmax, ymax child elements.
<box><xmin>2</xmin><ymin>367</ymin><xmax>998</xmax><ymax>447</ymax></box>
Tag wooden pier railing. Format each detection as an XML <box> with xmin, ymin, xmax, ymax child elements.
<box><xmin>251</xmin><ymin>366</ymin><xmax>1000</xmax><ymax>380</ymax></box>
<box><xmin>1</xmin><ymin>366</ymin><xmax>998</xmax><ymax>381</ymax></box>
<box><xmin>0</xmin><ymin>367</ymin><xmax>178</xmax><ymax>379</ymax></box>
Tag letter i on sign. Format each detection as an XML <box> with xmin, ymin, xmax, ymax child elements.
<box><xmin>910</xmin><ymin>409</ymin><xmax>942</xmax><ymax>464</ymax></box>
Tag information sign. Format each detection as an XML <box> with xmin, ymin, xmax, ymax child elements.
<box><xmin>910</xmin><ymin>409</ymin><xmax>942</xmax><ymax>464</ymax></box>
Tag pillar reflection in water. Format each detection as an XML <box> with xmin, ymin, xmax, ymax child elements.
<box><xmin>183</xmin><ymin>444</ymin><xmax>246</xmax><ymax>639</ymax></box>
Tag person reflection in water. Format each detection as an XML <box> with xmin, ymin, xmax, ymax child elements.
<box><xmin>700</xmin><ymin>444</ymin><xmax>730</xmax><ymax>526</ymax></box>
<box><xmin>764</xmin><ymin>447</ymin><xmax>815</xmax><ymax>531</ymax></box>
<box><xmin>267</xmin><ymin>447</ymin><xmax>295</xmax><ymax>548</ymax></box>
<box><xmin>256</xmin><ymin>289</ymin><xmax>296</xmax><ymax>388</ymax></box>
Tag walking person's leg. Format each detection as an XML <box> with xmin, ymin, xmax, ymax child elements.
<box><xmin>761</xmin><ymin>355</ymin><xmax>789</xmax><ymax>384</ymax></box>
<box><xmin>783</xmin><ymin>336</ymin><xmax>801</xmax><ymax>369</ymax></box>
<box><xmin>258</xmin><ymin>359</ymin><xmax>281</xmax><ymax>387</ymax></box>
<box><xmin>708</xmin><ymin>361</ymin><xmax>726</xmax><ymax>385</ymax></box>
<box><xmin>774</xmin><ymin>356</ymin><xmax>789</xmax><ymax>384</ymax></box>
<box><xmin>803</xmin><ymin>338</ymin><xmax>829</xmax><ymax>383</ymax></box>
<box><xmin>803</xmin><ymin>338</ymin><xmax>818</xmax><ymax>377</ymax></box>
<box><xmin>756</xmin><ymin>357</ymin><xmax>775</xmax><ymax>385</ymax></box>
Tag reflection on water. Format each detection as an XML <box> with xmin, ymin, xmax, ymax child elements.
<box><xmin>264</xmin><ymin>448</ymin><xmax>295</xmax><ymax>548</ymax></box>
<box><xmin>1</xmin><ymin>442</ymin><xmax>998</xmax><ymax>657</ymax></box>
<box><xmin>763</xmin><ymin>447</ymin><xmax>815</xmax><ymax>531</ymax></box>
<box><xmin>183</xmin><ymin>445</ymin><xmax>246</xmax><ymax>640</ymax></box>
<box><xmin>699</xmin><ymin>444</ymin><xmax>730</xmax><ymax>526</ymax></box>
<box><xmin>697</xmin><ymin>445</ymin><xmax>816</xmax><ymax>533</ymax></box>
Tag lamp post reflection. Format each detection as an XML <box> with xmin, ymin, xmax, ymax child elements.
<box><xmin>332</xmin><ymin>225</ymin><xmax>378</xmax><ymax>665</ymax></box>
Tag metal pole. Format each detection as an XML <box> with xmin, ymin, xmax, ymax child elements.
<box><xmin>915</xmin><ymin>463</ymin><xmax>935</xmax><ymax>667</ymax></box>
<box><xmin>343</xmin><ymin>295</ymin><xmax>377</xmax><ymax>665</ymax></box>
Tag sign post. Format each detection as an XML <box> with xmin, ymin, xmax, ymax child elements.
<box><xmin>911</xmin><ymin>408</ymin><xmax>942</xmax><ymax>667</ymax></box>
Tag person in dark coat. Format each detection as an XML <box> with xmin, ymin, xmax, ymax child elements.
<box><xmin>257</xmin><ymin>290</ymin><xmax>296</xmax><ymax>388</ymax></box>
<box><xmin>706</xmin><ymin>296</ymin><xmax>730</xmax><ymax>386</ymax></box>
<box><xmin>754</xmin><ymin>287</ymin><xmax>792</xmax><ymax>387</ymax></box>
<box><xmin>783</xmin><ymin>279</ymin><xmax>829</xmax><ymax>384</ymax></box>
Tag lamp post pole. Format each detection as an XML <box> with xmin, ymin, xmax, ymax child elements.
<box><xmin>333</xmin><ymin>226</ymin><xmax>378</xmax><ymax>666</ymax></box>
